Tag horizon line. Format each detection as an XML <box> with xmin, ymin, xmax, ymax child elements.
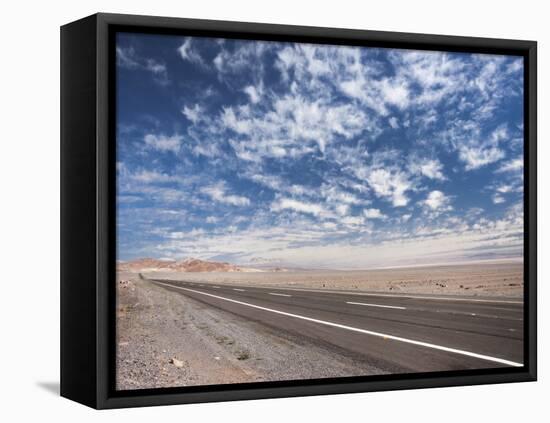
<box><xmin>117</xmin><ymin>256</ymin><xmax>523</xmax><ymax>272</ymax></box>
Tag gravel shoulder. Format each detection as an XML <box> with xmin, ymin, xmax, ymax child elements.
<box><xmin>116</xmin><ymin>272</ymin><xmax>386</xmax><ymax>390</ymax></box>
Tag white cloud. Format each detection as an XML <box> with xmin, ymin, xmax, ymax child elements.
<box><xmin>497</xmin><ymin>157</ymin><xmax>523</xmax><ymax>173</ymax></box>
<box><xmin>144</xmin><ymin>134</ymin><xmax>183</xmax><ymax>154</ymax></box>
<box><xmin>222</xmin><ymin>95</ymin><xmax>371</xmax><ymax>160</ymax></box>
<box><xmin>335</xmin><ymin>204</ymin><xmax>350</xmax><ymax>216</ymax></box>
<box><xmin>131</xmin><ymin>170</ymin><xmax>177</xmax><ymax>184</ymax></box>
<box><xmin>392</xmin><ymin>51</ymin><xmax>466</xmax><ymax>107</ymax></box>
<box><xmin>321</xmin><ymin>184</ymin><xmax>363</xmax><ymax>206</ymax></box>
<box><xmin>116</xmin><ymin>46</ymin><xmax>169</xmax><ymax>85</ymax></box>
<box><xmin>271</xmin><ymin>198</ymin><xmax>326</xmax><ymax>217</ymax></box>
<box><xmin>366</xmin><ymin>168</ymin><xmax>411</xmax><ymax>207</ymax></box>
<box><xmin>182</xmin><ymin>104</ymin><xmax>202</xmax><ymax>124</ymax></box>
<box><xmin>380</xmin><ymin>78</ymin><xmax>410</xmax><ymax>109</ymax></box>
<box><xmin>341</xmin><ymin>216</ymin><xmax>365</xmax><ymax>226</ymax></box>
<box><xmin>221</xmin><ymin>107</ymin><xmax>252</xmax><ymax>134</ymax></box>
<box><xmin>202</xmin><ymin>182</ymin><xmax>250</xmax><ymax>207</ymax></box>
<box><xmin>363</xmin><ymin>208</ymin><xmax>385</xmax><ymax>219</ymax></box>
<box><xmin>276</xmin><ymin>44</ymin><xmax>336</xmax><ymax>81</ymax></box>
<box><xmin>116</xmin><ymin>46</ymin><xmax>140</xmax><ymax>69</ymax></box>
<box><xmin>458</xmin><ymin>145</ymin><xmax>505</xmax><ymax>170</ymax></box>
<box><xmin>400</xmin><ymin>213</ymin><xmax>412</xmax><ymax>223</ymax></box>
<box><xmin>424</xmin><ymin>190</ymin><xmax>452</xmax><ymax>211</ymax></box>
<box><xmin>154</xmin><ymin>205</ymin><xmax>523</xmax><ymax>269</ymax></box>
<box><xmin>243</xmin><ymin>84</ymin><xmax>263</xmax><ymax>104</ymax></box>
<box><xmin>178</xmin><ymin>38</ymin><xmax>204</xmax><ymax>65</ymax></box>
<box><xmin>490</xmin><ymin>183</ymin><xmax>519</xmax><ymax>205</ymax></box>
<box><xmin>276</xmin><ymin>44</ymin><xmax>393</xmax><ymax>118</ymax></box>
<box><xmin>490</xmin><ymin>125</ymin><xmax>508</xmax><ymax>143</ymax></box>
<box><xmin>246</xmin><ymin>173</ymin><xmax>284</xmax><ymax>191</ymax></box>
<box><xmin>213</xmin><ymin>42</ymin><xmax>272</xmax><ymax>77</ymax></box>
<box><xmin>116</xmin><ymin>161</ymin><xmax>128</xmax><ymax>174</ymax></box>
<box><xmin>492</xmin><ymin>194</ymin><xmax>505</xmax><ymax>204</ymax></box>
<box><xmin>388</xmin><ymin>117</ymin><xmax>399</xmax><ymax>129</ymax></box>
<box><xmin>192</xmin><ymin>142</ymin><xmax>221</xmax><ymax>158</ymax></box>
<box><xmin>496</xmin><ymin>184</ymin><xmax>513</xmax><ymax>194</ymax></box>
<box><xmin>213</xmin><ymin>54</ymin><xmax>223</xmax><ymax>71</ymax></box>
<box><xmin>412</xmin><ymin>158</ymin><xmax>445</xmax><ymax>180</ymax></box>
<box><xmin>338</xmin><ymin>77</ymin><xmax>389</xmax><ymax>116</ymax></box>
<box><xmin>300</xmin><ymin>45</ymin><xmax>332</xmax><ymax>76</ymax></box>
<box><xmin>443</xmin><ymin>117</ymin><xmax>512</xmax><ymax>173</ymax></box>
<box><xmin>322</xmin><ymin>222</ymin><xmax>338</xmax><ymax>230</ymax></box>
<box><xmin>145</xmin><ymin>60</ymin><xmax>167</xmax><ymax>76</ymax></box>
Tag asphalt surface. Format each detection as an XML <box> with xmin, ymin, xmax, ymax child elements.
<box><xmin>150</xmin><ymin>278</ymin><xmax>524</xmax><ymax>373</ymax></box>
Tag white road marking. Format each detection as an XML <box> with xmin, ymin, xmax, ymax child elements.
<box><xmin>155</xmin><ymin>282</ymin><xmax>523</xmax><ymax>367</ymax></box>
<box><xmin>274</xmin><ymin>287</ymin><xmax>523</xmax><ymax>304</ymax></box>
<box><xmin>154</xmin><ymin>280</ymin><xmax>521</xmax><ymax>305</ymax></box>
<box><xmin>347</xmin><ymin>301</ymin><xmax>406</xmax><ymax>310</ymax></box>
<box><xmin>269</xmin><ymin>292</ymin><xmax>292</xmax><ymax>297</ymax></box>
<box><xmin>233</xmin><ymin>288</ymin><xmax>246</xmax><ymax>292</ymax></box>
<box><xmin>212</xmin><ymin>286</ymin><xmax>221</xmax><ymax>289</ymax></box>
<box><xmin>357</xmin><ymin>294</ymin><xmax>523</xmax><ymax>305</ymax></box>
<box><xmin>350</xmin><ymin>302</ymin><xmax>522</xmax><ymax>321</ymax></box>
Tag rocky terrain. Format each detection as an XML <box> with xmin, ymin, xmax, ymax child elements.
<box><xmin>116</xmin><ymin>272</ymin><xmax>385</xmax><ymax>390</ymax></box>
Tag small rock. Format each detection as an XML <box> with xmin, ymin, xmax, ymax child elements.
<box><xmin>169</xmin><ymin>358</ymin><xmax>184</xmax><ymax>368</ymax></box>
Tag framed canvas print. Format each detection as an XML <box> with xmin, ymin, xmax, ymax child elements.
<box><xmin>60</xmin><ymin>13</ymin><xmax>537</xmax><ymax>409</ymax></box>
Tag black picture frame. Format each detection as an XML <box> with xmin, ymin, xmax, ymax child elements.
<box><xmin>60</xmin><ymin>12</ymin><xmax>537</xmax><ymax>409</ymax></box>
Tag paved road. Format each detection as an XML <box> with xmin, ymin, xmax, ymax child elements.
<box><xmin>150</xmin><ymin>278</ymin><xmax>524</xmax><ymax>373</ymax></box>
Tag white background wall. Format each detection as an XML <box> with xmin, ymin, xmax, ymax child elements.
<box><xmin>0</xmin><ymin>0</ymin><xmax>546</xmax><ymax>420</ymax></box>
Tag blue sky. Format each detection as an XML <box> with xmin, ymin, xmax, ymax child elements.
<box><xmin>116</xmin><ymin>32</ymin><xmax>524</xmax><ymax>269</ymax></box>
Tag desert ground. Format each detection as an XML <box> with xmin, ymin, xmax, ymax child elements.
<box><xmin>143</xmin><ymin>260</ymin><xmax>524</xmax><ymax>297</ymax></box>
<box><xmin>116</xmin><ymin>260</ymin><xmax>524</xmax><ymax>390</ymax></box>
<box><xmin>116</xmin><ymin>271</ymin><xmax>384</xmax><ymax>390</ymax></box>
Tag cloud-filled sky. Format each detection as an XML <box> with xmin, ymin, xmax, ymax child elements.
<box><xmin>116</xmin><ymin>32</ymin><xmax>524</xmax><ymax>269</ymax></box>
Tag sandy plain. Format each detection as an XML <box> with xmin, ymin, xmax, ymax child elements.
<box><xmin>143</xmin><ymin>260</ymin><xmax>524</xmax><ymax>298</ymax></box>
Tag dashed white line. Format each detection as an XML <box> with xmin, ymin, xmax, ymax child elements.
<box><xmin>354</xmin><ymin>293</ymin><xmax>524</xmax><ymax>305</ymax></box>
<box><xmin>154</xmin><ymin>282</ymin><xmax>523</xmax><ymax>367</ymax></box>
<box><xmin>347</xmin><ymin>301</ymin><xmax>406</xmax><ymax>310</ymax></box>
<box><xmin>272</xmin><ymin>287</ymin><xmax>523</xmax><ymax>304</ymax></box>
<box><xmin>269</xmin><ymin>292</ymin><xmax>292</xmax><ymax>297</ymax></box>
<box><xmin>212</xmin><ymin>286</ymin><xmax>221</xmax><ymax>289</ymax></box>
<box><xmin>233</xmin><ymin>288</ymin><xmax>246</xmax><ymax>292</ymax></box>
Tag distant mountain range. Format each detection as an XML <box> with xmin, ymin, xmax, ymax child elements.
<box><xmin>117</xmin><ymin>257</ymin><xmax>265</xmax><ymax>273</ymax></box>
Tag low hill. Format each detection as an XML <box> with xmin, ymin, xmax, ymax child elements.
<box><xmin>117</xmin><ymin>257</ymin><xmax>250</xmax><ymax>273</ymax></box>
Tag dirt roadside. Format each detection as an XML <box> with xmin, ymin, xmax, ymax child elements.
<box><xmin>116</xmin><ymin>272</ymin><xmax>386</xmax><ymax>390</ymax></box>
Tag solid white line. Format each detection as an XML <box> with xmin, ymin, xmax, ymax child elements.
<box><xmin>233</xmin><ymin>288</ymin><xmax>246</xmax><ymax>292</ymax></box>
<box><xmin>347</xmin><ymin>301</ymin><xmax>406</xmax><ymax>310</ymax></box>
<box><xmin>269</xmin><ymin>292</ymin><xmax>292</xmax><ymax>297</ymax></box>
<box><xmin>155</xmin><ymin>282</ymin><xmax>523</xmax><ymax>367</ymax></box>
